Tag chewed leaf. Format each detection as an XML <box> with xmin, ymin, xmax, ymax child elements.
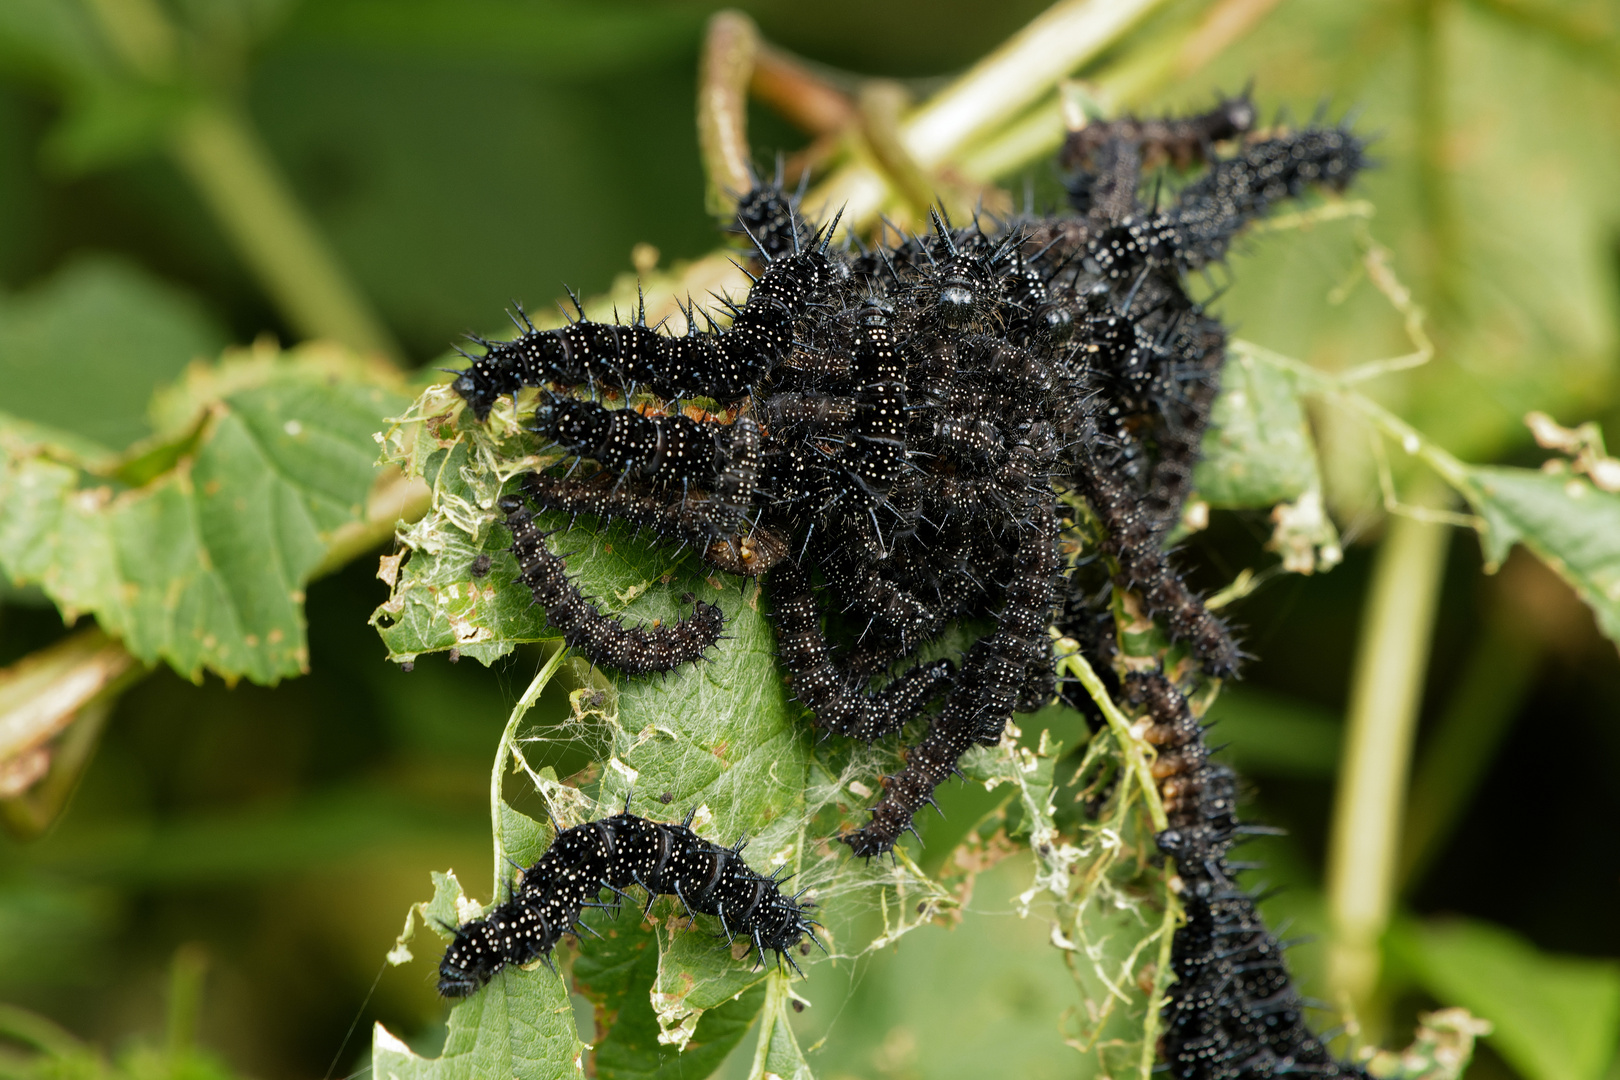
<box><xmin>572</xmin><ymin>901</ymin><xmax>767</xmax><ymax>1078</ymax></box>
<box><xmin>0</xmin><ymin>342</ymin><xmax>414</xmax><ymax>684</ymax></box>
<box><xmin>388</xmin><ymin>870</ymin><xmax>474</xmax><ymax>966</ymax></box>
<box><xmin>372</xmin><ymin>387</ymin><xmax>719</xmax><ymax>666</ymax></box>
<box><xmin>385</xmin><ymin>416</ymin><xmax>812</xmax><ymax>1072</ymax></box>
<box><xmin>1463</xmin><ymin>465</ymin><xmax>1620</xmax><ymax>649</ymax></box>
<box><xmin>1195</xmin><ymin>345</ymin><xmax>1323</xmax><ymax>510</ymax></box>
<box><xmin>371</xmin><ymin>968</ymin><xmax>586</xmax><ymax>1080</ymax></box>
<box><xmin>608</xmin><ymin>576</ymin><xmax>811</xmax><ymax>1048</ymax></box>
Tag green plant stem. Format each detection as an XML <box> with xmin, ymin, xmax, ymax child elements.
<box><xmin>1237</xmin><ymin>340</ymin><xmax>1479</xmax><ymax>501</ymax></box>
<box><xmin>698</xmin><ymin>10</ymin><xmax>760</xmax><ymax>218</ymax></box>
<box><xmin>1139</xmin><ymin>889</ymin><xmax>1183</xmax><ymax>1080</ymax></box>
<box><xmin>164</xmin><ymin>943</ymin><xmax>208</xmax><ymax>1058</ymax></box>
<box><xmin>0</xmin><ymin>1003</ymin><xmax>84</xmax><ymax>1057</ymax></box>
<box><xmin>745</xmin><ymin>970</ymin><xmax>796</xmax><ymax>1080</ymax></box>
<box><xmin>489</xmin><ymin>646</ymin><xmax>568</xmax><ymax>893</ymax></box>
<box><xmin>1325</xmin><ymin>473</ymin><xmax>1453</xmax><ymax>1035</ymax></box>
<box><xmin>1398</xmin><ymin>614</ymin><xmax>1538</xmax><ymax>893</ymax></box>
<box><xmin>634</xmin><ymin>0</ymin><xmax>1275</xmax><ymax>335</ymax></box>
<box><xmin>82</xmin><ymin>0</ymin><xmax>401</xmax><ymax>360</ymax></box>
<box><xmin>84</xmin><ymin>0</ymin><xmax>177</xmax><ymax>79</ymax></box>
<box><xmin>1059</xmin><ymin>647</ymin><xmax>1169</xmax><ymax>833</ymax></box>
<box><xmin>311</xmin><ymin>470</ymin><xmax>433</xmax><ymax>579</ymax></box>
<box><xmin>857</xmin><ymin>81</ymin><xmax>935</xmax><ymax>218</ymax></box>
<box><xmin>958</xmin><ymin>0</ymin><xmax>1286</xmax><ymax>183</ymax></box>
<box><xmin>804</xmin><ymin>0</ymin><xmax>1175</xmax><ymax>227</ymax></box>
<box><xmin>903</xmin><ymin>0</ymin><xmax>1171</xmax><ymax>167</ymax></box>
<box><xmin>168</xmin><ymin>101</ymin><xmax>401</xmax><ymax>360</ymax></box>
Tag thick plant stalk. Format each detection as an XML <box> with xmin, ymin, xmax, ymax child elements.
<box><xmin>1326</xmin><ymin>479</ymin><xmax>1452</xmax><ymax>1032</ymax></box>
<box><xmin>960</xmin><ymin>0</ymin><xmax>1287</xmax><ymax>182</ymax></box>
<box><xmin>169</xmin><ymin>103</ymin><xmax>401</xmax><ymax>360</ymax></box>
<box><xmin>804</xmin><ymin>0</ymin><xmax>1174</xmax><ymax>227</ymax></box>
<box><xmin>1398</xmin><ymin>613</ymin><xmax>1536</xmax><ymax>891</ymax></box>
<box><xmin>85</xmin><ymin>0</ymin><xmax>401</xmax><ymax>360</ymax></box>
<box><xmin>488</xmin><ymin>646</ymin><xmax>569</xmax><ymax>894</ymax></box>
<box><xmin>698</xmin><ymin>11</ymin><xmax>761</xmax><ymax>218</ymax></box>
<box><xmin>901</xmin><ymin>0</ymin><xmax>1170</xmax><ymax>166</ymax></box>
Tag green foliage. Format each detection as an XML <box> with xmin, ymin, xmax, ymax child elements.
<box><xmin>1463</xmin><ymin>466</ymin><xmax>1620</xmax><ymax>647</ymax></box>
<box><xmin>0</xmin><ymin>257</ymin><xmax>225</xmax><ymax>451</ymax></box>
<box><xmin>0</xmin><ymin>342</ymin><xmax>412</xmax><ymax>683</ymax></box>
<box><xmin>374</xmin><ymin>471</ymin><xmax>816</xmax><ymax>1076</ymax></box>
<box><xmin>1390</xmin><ymin>918</ymin><xmax>1620</xmax><ymax>1080</ymax></box>
<box><xmin>366</xmin><ymin>374</ymin><xmax>1192</xmax><ymax>1077</ymax></box>
<box><xmin>1194</xmin><ymin>348</ymin><xmax>1324</xmax><ymax>510</ymax></box>
<box><xmin>0</xmin><ymin>1</ymin><xmax>1618</xmax><ymax>1079</ymax></box>
<box><xmin>0</xmin><ymin>950</ymin><xmax>247</xmax><ymax>1080</ymax></box>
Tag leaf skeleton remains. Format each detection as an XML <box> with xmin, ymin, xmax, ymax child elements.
<box><xmin>444</xmin><ymin>95</ymin><xmax>1371</xmax><ymax>1078</ymax></box>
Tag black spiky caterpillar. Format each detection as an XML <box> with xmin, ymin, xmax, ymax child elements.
<box><xmin>1129</xmin><ymin>672</ymin><xmax>1368</xmax><ymax>1078</ymax></box>
<box><xmin>442</xmin><ymin>93</ymin><xmax>1374</xmax><ymax>1077</ymax></box>
<box><xmin>450</xmin><ymin>96</ymin><xmax>1368</xmax><ymax>868</ymax></box>
<box><xmin>770</xmin><ymin>561</ymin><xmax>956</xmax><ymax>742</ymax></box>
<box><xmin>502</xmin><ymin>493</ymin><xmax>724</xmax><ymax>674</ymax></box>
<box><xmin>516</xmin><ymin>469</ymin><xmax>789</xmax><ymax>580</ymax></box>
<box><xmin>437</xmin><ymin>803</ymin><xmax>819</xmax><ymax>998</ymax></box>
<box><xmin>450</xmin><ymin>218</ymin><xmax>840</xmax><ymax>420</ymax></box>
<box><xmin>530</xmin><ymin>397</ymin><xmax>765</xmax><ymax>508</ymax></box>
<box><xmin>848</xmin><ymin>500</ymin><xmax>1060</xmax><ymax>855</ymax></box>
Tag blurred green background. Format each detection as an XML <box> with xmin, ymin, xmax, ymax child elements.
<box><xmin>1</xmin><ymin>1</ymin><xmax>1619</xmax><ymax>1078</ymax></box>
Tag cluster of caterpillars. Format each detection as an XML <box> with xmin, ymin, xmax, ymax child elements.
<box><xmin>449</xmin><ymin>97</ymin><xmax>1369</xmax><ymax>1077</ymax></box>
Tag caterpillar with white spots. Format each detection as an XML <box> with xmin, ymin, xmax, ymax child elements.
<box><xmin>437</xmin><ymin>805</ymin><xmax>819</xmax><ymax>997</ymax></box>
<box><xmin>451</xmin><ymin>227</ymin><xmax>838</xmax><ymax>420</ymax></box>
<box><xmin>502</xmin><ymin>493</ymin><xmax>725</xmax><ymax>674</ymax></box>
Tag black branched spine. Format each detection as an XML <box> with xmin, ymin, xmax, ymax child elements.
<box><xmin>438</xmin><ymin>807</ymin><xmax>818</xmax><ymax>998</ymax></box>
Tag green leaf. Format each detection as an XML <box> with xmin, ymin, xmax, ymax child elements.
<box><xmin>572</xmin><ymin>901</ymin><xmax>767</xmax><ymax>1080</ymax></box>
<box><xmin>1462</xmin><ymin>465</ymin><xmax>1620</xmax><ymax>647</ymax></box>
<box><xmin>563</xmin><ymin>572</ymin><xmax>811</xmax><ymax>1052</ymax></box>
<box><xmin>373</xmin><ymin>957</ymin><xmax>587</xmax><ymax>1080</ymax></box>
<box><xmin>1205</xmin><ymin>5</ymin><xmax>1620</xmax><ymax>464</ymax></box>
<box><xmin>0</xmin><ymin>256</ymin><xmax>227</xmax><ymax>451</ymax></box>
<box><xmin>1194</xmin><ymin>346</ymin><xmax>1323</xmax><ymax>509</ymax></box>
<box><xmin>0</xmin><ymin>342</ymin><xmax>414</xmax><ymax>684</ymax></box>
<box><xmin>377</xmin><ymin>393</ymin><xmax>819</xmax><ymax>1069</ymax></box>
<box><xmin>1390</xmin><ymin>917</ymin><xmax>1620</xmax><ymax>1080</ymax></box>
